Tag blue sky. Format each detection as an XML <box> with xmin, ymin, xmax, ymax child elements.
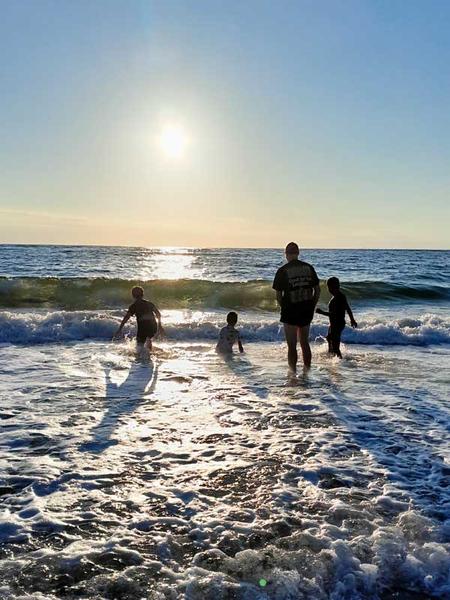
<box><xmin>0</xmin><ymin>0</ymin><xmax>449</xmax><ymax>247</ymax></box>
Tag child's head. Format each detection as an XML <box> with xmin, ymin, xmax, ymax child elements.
<box><xmin>226</xmin><ymin>311</ymin><xmax>238</xmax><ymax>326</ymax></box>
<box><xmin>327</xmin><ymin>277</ymin><xmax>340</xmax><ymax>295</ymax></box>
<box><xmin>131</xmin><ymin>286</ymin><xmax>144</xmax><ymax>299</ymax></box>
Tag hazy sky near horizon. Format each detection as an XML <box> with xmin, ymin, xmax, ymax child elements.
<box><xmin>1</xmin><ymin>0</ymin><xmax>449</xmax><ymax>248</ymax></box>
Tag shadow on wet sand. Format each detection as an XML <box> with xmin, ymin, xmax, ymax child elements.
<box><xmin>80</xmin><ymin>357</ymin><xmax>158</xmax><ymax>453</ymax></box>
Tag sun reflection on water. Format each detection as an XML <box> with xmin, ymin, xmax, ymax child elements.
<box><xmin>137</xmin><ymin>248</ymin><xmax>200</xmax><ymax>280</ymax></box>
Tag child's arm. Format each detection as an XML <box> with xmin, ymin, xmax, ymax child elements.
<box><xmin>113</xmin><ymin>310</ymin><xmax>132</xmax><ymax>339</ymax></box>
<box><xmin>345</xmin><ymin>299</ymin><xmax>357</xmax><ymax>328</ymax></box>
<box><xmin>237</xmin><ymin>333</ymin><xmax>244</xmax><ymax>353</ymax></box>
<box><xmin>315</xmin><ymin>307</ymin><xmax>329</xmax><ymax>316</ymax></box>
<box><xmin>152</xmin><ymin>304</ymin><xmax>165</xmax><ymax>338</ymax></box>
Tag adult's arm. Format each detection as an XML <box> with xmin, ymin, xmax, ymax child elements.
<box><xmin>313</xmin><ymin>283</ymin><xmax>321</xmax><ymax>305</ymax></box>
<box><xmin>276</xmin><ymin>290</ymin><xmax>283</xmax><ymax>306</ymax></box>
<box><xmin>273</xmin><ymin>267</ymin><xmax>285</xmax><ymax>307</ymax></box>
<box><xmin>310</xmin><ymin>265</ymin><xmax>321</xmax><ymax>306</ymax></box>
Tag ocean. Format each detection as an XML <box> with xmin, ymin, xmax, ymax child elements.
<box><xmin>0</xmin><ymin>245</ymin><xmax>449</xmax><ymax>599</ymax></box>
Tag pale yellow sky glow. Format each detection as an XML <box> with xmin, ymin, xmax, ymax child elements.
<box><xmin>0</xmin><ymin>208</ymin><xmax>434</xmax><ymax>249</ymax></box>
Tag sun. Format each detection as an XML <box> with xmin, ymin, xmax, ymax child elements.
<box><xmin>159</xmin><ymin>125</ymin><xmax>188</xmax><ymax>159</ymax></box>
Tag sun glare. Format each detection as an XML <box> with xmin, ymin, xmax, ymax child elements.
<box><xmin>159</xmin><ymin>125</ymin><xmax>188</xmax><ymax>159</ymax></box>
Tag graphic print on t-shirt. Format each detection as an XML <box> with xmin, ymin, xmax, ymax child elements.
<box><xmin>272</xmin><ymin>260</ymin><xmax>319</xmax><ymax>305</ymax></box>
<box><xmin>285</xmin><ymin>264</ymin><xmax>317</xmax><ymax>303</ymax></box>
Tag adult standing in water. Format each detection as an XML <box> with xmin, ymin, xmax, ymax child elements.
<box><xmin>272</xmin><ymin>242</ymin><xmax>321</xmax><ymax>371</ymax></box>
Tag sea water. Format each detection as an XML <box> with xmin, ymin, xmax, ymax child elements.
<box><xmin>0</xmin><ymin>246</ymin><xmax>448</xmax><ymax>599</ymax></box>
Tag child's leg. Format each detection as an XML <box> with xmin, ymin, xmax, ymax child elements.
<box><xmin>145</xmin><ymin>337</ymin><xmax>153</xmax><ymax>352</ymax></box>
<box><xmin>330</xmin><ymin>327</ymin><xmax>343</xmax><ymax>358</ymax></box>
<box><xmin>333</xmin><ymin>336</ymin><xmax>342</xmax><ymax>358</ymax></box>
<box><xmin>326</xmin><ymin>327</ymin><xmax>333</xmax><ymax>353</ymax></box>
<box><xmin>136</xmin><ymin>341</ymin><xmax>146</xmax><ymax>358</ymax></box>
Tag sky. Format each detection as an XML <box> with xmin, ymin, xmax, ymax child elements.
<box><xmin>0</xmin><ymin>0</ymin><xmax>449</xmax><ymax>248</ymax></box>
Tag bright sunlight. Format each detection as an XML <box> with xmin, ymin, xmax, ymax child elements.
<box><xmin>159</xmin><ymin>125</ymin><xmax>188</xmax><ymax>159</ymax></box>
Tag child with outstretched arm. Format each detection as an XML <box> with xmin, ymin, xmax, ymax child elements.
<box><xmin>113</xmin><ymin>286</ymin><xmax>163</xmax><ymax>351</ymax></box>
<box><xmin>216</xmin><ymin>311</ymin><xmax>244</xmax><ymax>354</ymax></box>
<box><xmin>316</xmin><ymin>277</ymin><xmax>357</xmax><ymax>358</ymax></box>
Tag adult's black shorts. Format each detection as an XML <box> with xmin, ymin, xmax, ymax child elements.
<box><xmin>136</xmin><ymin>321</ymin><xmax>157</xmax><ymax>343</ymax></box>
<box><xmin>280</xmin><ymin>301</ymin><xmax>315</xmax><ymax>328</ymax></box>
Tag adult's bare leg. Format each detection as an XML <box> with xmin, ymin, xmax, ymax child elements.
<box><xmin>283</xmin><ymin>323</ymin><xmax>299</xmax><ymax>372</ymax></box>
<box><xmin>298</xmin><ymin>325</ymin><xmax>312</xmax><ymax>368</ymax></box>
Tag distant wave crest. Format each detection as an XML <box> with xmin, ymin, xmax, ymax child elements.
<box><xmin>0</xmin><ymin>277</ymin><xmax>448</xmax><ymax>310</ymax></box>
<box><xmin>0</xmin><ymin>311</ymin><xmax>448</xmax><ymax>346</ymax></box>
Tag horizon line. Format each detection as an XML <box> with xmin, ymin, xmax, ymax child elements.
<box><xmin>0</xmin><ymin>243</ymin><xmax>448</xmax><ymax>251</ymax></box>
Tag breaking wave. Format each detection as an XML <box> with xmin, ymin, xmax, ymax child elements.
<box><xmin>0</xmin><ymin>277</ymin><xmax>448</xmax><ymax>310</ymax></box>
<box><xmin>0</xmin><ymin>311</ymin><xmax>448</xmax><ymax>346</ymax></box>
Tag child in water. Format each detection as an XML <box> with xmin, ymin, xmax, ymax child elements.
<box><xmin>316</xmin><ymin>277</ymin><xmax>357</xmax><ymax>358</ymax></box>
<box><xmin>113</xmin><ymin>286</ymin><xmax>163</xmax><ymax>351</ymax></box>
<box><xmin>216</xmin><ymin>311</ymin><xmax>244</xmax><ymax>354</ymax></box>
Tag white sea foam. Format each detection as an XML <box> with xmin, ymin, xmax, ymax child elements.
<box><xmin>0</xmin><ymin>309</ymin><xmax>449</xmax><ymax>346</ymax></box>
<box><xmin>0</xmin><ymin>340</ymin><xmax>449</xmax><ymax>598</ymax></box>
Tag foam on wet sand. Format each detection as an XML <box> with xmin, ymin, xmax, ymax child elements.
<box><xmin>0</xmin><ymin>340</ymin><xmax>449</xmax><ymax>598</ymax></box>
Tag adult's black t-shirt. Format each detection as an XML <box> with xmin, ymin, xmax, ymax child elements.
<box><xmin>272</xmin><ymin>259</ymin><xmax>320</xmax><ymax>306</ymax></box>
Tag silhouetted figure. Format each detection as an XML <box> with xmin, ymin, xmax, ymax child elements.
<box><xmin>316</xmin><ymin>276</ymin><xmax>357</xmax><ymax>358</ymax></box>
<box><xmin>114</xmin><ymin>286</ymin><xmax>164</xmax><ymax>351</ymax></box>
<box><xmin>273</xmin><ymin>242</ymin><xmax>321</xmax><ymax>371</ymax></box>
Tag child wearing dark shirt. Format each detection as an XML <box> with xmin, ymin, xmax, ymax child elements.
<box><xmin>316</xmin><ymin>277</ymin><xmax>357</xmax><ymax>358</ymax></box>
<box><xmin>113</xmin><ymin>286</ymin><xmax>163</xmax><ymax>350</ymax></box>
